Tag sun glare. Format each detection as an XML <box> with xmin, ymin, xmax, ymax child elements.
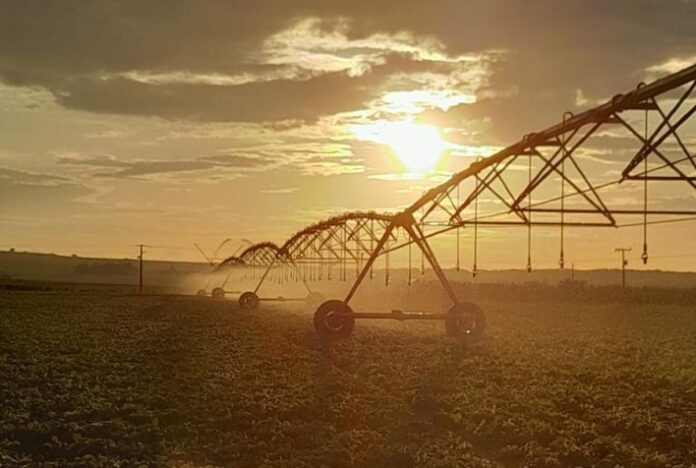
<box><xmin>351</xmin><ymin>120</ymin><xmax>448</xmax><ymax>173</ymax></box>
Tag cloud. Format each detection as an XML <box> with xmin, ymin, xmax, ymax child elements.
<box><xmin>0</xmin><ymin>167</ymin><xmax>69</xmax><ymax>184</ymax></box>
<box><xmin>41</xmin><ymin>48</ymin><xmax>494</xmax><ymax>123</ymax></box>
<box><xmin>260</xmin><ymin>187</ymin><xmax>299</xmax><ymax>194</ymax></box>
<box><xmin>57</xmin><ymin>154</ymin><xmax>130</xmax><ymax>168</ymax></box>
<box><xmin>0</xmin><ymin>2</ymin><xmax>504</xmax><ymax>122</ymax></box>
<box><xmin>51</xmin><ymin>70</ymin><xmax>379</xmax><ymax>122</ymax></box>
<box><xmin>0</xmin><ymin>167</ymin><xmax>91</xmax><ymax>210</ymax></box>
<box><xmin>199</xmin><ymin>155</ymin><xmax>274</xmax><ymax>168</ymax></box>
<box><xmin>645</xmin><ymin>55</ymin><xmax>696</xmax><ymax>76</ymax></box>
<box><xmin>57</xmin><ymin>153</ymin><xmax>275</xmax><ymax>179</ymax></box>
<box><xmin>84</xmin><ymin>127</ymin><xmax>135</xmax><ymax>139</ymax></box>
<box><xmin>94</xmin><ymin>160</ymin><xmax>213</xmax><ymax>178</ymax></box>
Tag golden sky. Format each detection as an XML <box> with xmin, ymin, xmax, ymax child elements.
<box><xmin>0</xmin><ymin>1</ymin><xmax>695</xmax><ymax>270</ymax></box>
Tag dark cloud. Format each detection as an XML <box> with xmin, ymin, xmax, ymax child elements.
<box><xmin>94</xmin><ymin>160</ymin><xmax>211</xmax><ymax>178</ymax></box>
<box><xmin>56</xmin><ymin>155</ymin><xmax>129</xmax><ymax>168</ymax></box>
<box><xmin>52</xmin><ymin>71</ymin><xmax>379</xmax><ymax>122</ymax></box>
<box><xmin>414</xmin><ymin>1</ymin><xmax>696</xmax><ymax>143</ymax></box>
<box><xmin>0</xmin><ymin>167</ymin><xmax>91</xmax><ymax>208</ymax></box>
<box><xmin>0</xmin><ymin>1</ymin><xmax>291</xmax><ymax>75</ymax></box>
<box><xmin>200</xmin><ymin>155</ymin><xmax>272</xmax><ymax>167</ymax></box>
<box><xmin>0</xmin><ymin>167</ymin><xmax>69</xmax><ymax>184</ymax></box>
<box><xmin>0</xmin><ymin>0</ymin><xmax>694</xmax><ymax>128</ymax></box>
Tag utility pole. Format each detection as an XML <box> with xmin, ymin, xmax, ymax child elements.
<box><xmin>615</xmin><ymin>247</ymin><xmax>631</xmax><ymax>289</ymax></box>
<box><xmin>137</xmin><ymin>244</ymin><xmax>144</xmax><ymax>293</ymax></box>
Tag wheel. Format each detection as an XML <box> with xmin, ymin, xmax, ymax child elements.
<box><xmin>211</xmin><ymin>287</ymin><xmax>225</xmax><ymax>299</ymax></box>
<box><xmin>239</xmin><ymin>291</ymin><xmax>260</xmax><ymax>310</ymax></box>
<box><xmin>445</xmin><ymin>302</ymin><xmax>486</xmax><ymax>339</ymax></box>
<box><xmin>313</xmin><ymin>300</ymin><xmax>355</xmax><ymax>339</ymax></box>
<box><xmin>196</xmin><ymin>289</ymin><xmax>207</xmax><ymax>296</ymax></box>
<box><xmin>305</xmin><ymin>292</ymin><xmax>325</xmax><ymax>312</ymax></box>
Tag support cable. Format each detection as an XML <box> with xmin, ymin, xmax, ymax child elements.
<box><xmin>408</xmin><ymin>239</ymin><xmax>412</xmax><ymax>286</ymax></box>
<box><xmin>342</xmin><ymin>226</ymin><xmax>347</xmax><ymax>282</ymax></box>
<box><xmin>619</xmin><ymin>215</ymin><xmax>696</xmax><ymax>228</ymax></box>
<box><xmin>420</xmin><ymin>196</ymin><xmax>426</xmax><ymax>276</ymax></box>
<box><xmin>456</xmin><ymin>184</ymin><xmax>461</xmax><ymax>271</ymax></box>
<box><xmin>385</xmin><ymin>235</ymin><xmax>390</xmax><ymax>286</ymax></box>
<box><xmin>369</xmin><ymin>219</ymin><xmax>374</xmax><ymax>280</ymax></box>
<box><xmin>473</xmin><ymin>163</ymin><xmax>480</xmax><ymax>278</ymax></box>
<box><xmin>642</xmin><ymin>101</ymin><xmax>650</xmax><ymax>265</ymax></box>
<box><xmin>527</xmin><ymin>152</ymin><xmax>533</xmax><ymax>273</ymax></box>
<box><xmin>560</xmin><ymin>112</ymin><xmax>572</xmax><ymax>269</ymax></box>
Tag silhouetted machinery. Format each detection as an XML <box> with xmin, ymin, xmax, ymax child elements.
<box><xmin>213</xmin><ymin>63</ymin><xmax>696</xmax><ymax>340</ymax></box>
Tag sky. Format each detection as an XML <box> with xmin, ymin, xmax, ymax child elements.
<box><xmin>0</xmin><ymin>0</ymin><xmax>695</xmax><ymax>270</ymax></box>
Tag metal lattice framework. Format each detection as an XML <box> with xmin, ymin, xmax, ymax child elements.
<box><xmin>215</xmin><ymin>212</ymin><xmax>399</xmax><ymax>296</ymax></box>
<box><xmin>216</xmin><ymin>63</ymin><xmax>696</xmax><ymax>339</ymax></box>
<box><xmin>217</xmin><ymin>242</ymin><xmax>281</xmax><ymax>269</ymax></box>
<box><xmin>339</xmin><ymin>63</ymin><xmax>696</xmax><ymax>307</ymax></box>
<box><xmin>217</xmin><ymin>213</ymin><xmax>396</xmax><ymax>272</ymax></box>
<box><xmin>278</xmin><ymin>212</ymin><xmax>395</xmax><ymax>278</ymax></box>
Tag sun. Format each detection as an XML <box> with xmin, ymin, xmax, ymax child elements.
<box><xmin>351</xmin><ymin>120</ymin><xmax>448</xmax><ymax>173</ymax></box>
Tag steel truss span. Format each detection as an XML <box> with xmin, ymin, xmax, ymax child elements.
<box><xmin>221</xmin><ymin>63</ymin><xmax>696</xmax><ymax>341</ymax></box>
<box><xmin>214</xmin><ymin>212</ymin><xmax>399</xmax><ymax>309</ymax></box>
<box><xmin>217</xmin><ymin>242</ymin><xmax>281</xmax><ymax>269</ymax></box>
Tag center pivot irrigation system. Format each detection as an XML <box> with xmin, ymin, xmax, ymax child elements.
<box><xmin>211</xmin><ymin>63</ymin><xmax>696</xmax><ymax>340</ymax></box>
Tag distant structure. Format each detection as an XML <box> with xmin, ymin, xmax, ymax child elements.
<box><xmin>615</xmin><ymin>247</ymin><xmax>632</xmax><ymax>289</ymax></box>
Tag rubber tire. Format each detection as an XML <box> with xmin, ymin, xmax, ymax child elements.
<box><xmin>239</xmin><ymin>291</ymin><xmax>260</xmax><ymax>310</ymax></box>
<box><xmin>445</xmin><ymin>302</ymin><xmax>486</xmax><ymax>340</ymax></box>
<box><xmin>305</xmin><ymin>292</ymin><xmax>325</xmax><ymax>312</ymax></box>
<box><xmin>196</xmin><ymin>289</ymin><xmax>207</xmax><ymax>296</ymax></box>
<box><xmin>313</xmin><ymin>300</ymin><xmax>355</xmax><ymax>339</ymax></box>
<box><xmin>211</xmin><ymin>287</ymin><xmax>225</xmax><ymax>299</ymax></box>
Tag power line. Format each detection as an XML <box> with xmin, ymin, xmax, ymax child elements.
<box><xmin>139</xmin><ymin>244</ymin><xmax>193</xmax><ymax>251</ymax></box>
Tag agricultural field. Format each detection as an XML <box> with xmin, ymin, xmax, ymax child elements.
<box><xmin>1</xmin><ymin>290</ymin><xmax>695</xmax><ymax>467</ymax></box>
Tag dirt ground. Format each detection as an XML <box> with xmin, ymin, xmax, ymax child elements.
<box><xmin>1</xmin><ymin>292</ymin><xmax>695</xmax><ymax>467</ymax></box>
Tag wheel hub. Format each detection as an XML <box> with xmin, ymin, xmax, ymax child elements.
<box><xmin>323</xmin><ymin>310</ymin><xmax>346</xmax><ymax>331</ymax></box>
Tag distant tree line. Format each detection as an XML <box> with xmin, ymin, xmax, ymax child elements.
<box><xmin>449</xmin><ymin>279</ymin><xmax>696</xmax><ymax>306</ymax></box>
<box><xmin>375</xmin><ymin>279</ymin><xmax>696</xmax><ymax>308</ymax></box>
<box><xmin>74</xmin><ymin>262</ymin><xmax>138</xmax><ymax>276</ymax></box>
